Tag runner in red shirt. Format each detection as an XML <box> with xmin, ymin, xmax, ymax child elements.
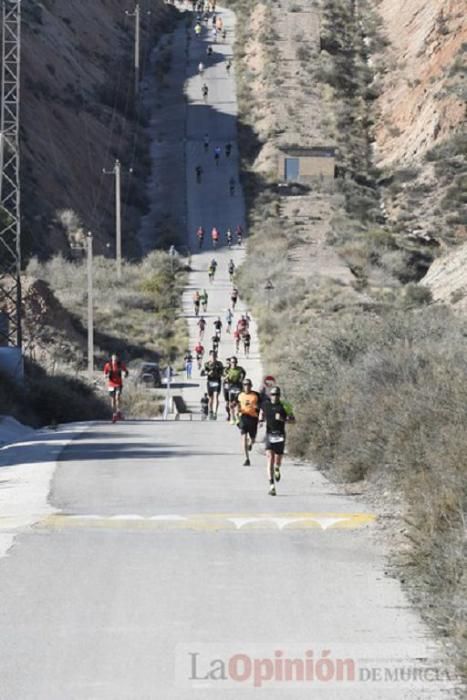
<box><xmin>194</xmin><ymin>341</ymin><xmax>205</xmax><ymax>370</ymax></box>
<box><xmin>103</xmin><ymin>353</ymin><xmax>129</xmax><ymax>422</ymax></box>
<box><xmin>211</xmin><ymin>227</ymin><xmax>220</xmax><ymax>248</ymax></box>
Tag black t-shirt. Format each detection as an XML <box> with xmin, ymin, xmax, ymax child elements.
<box><xmin>204</xmin><ymin>360</ymin><xmax>224</xmax><ymax>381</ymax></box>
<box><xmin>263</xmin><ymin>400</ymin><xmax>287</xmax><ymax>434</ymax></box>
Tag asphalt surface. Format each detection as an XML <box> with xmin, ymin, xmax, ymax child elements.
<box><xmin>0</xmin><ymin>6</ymin><xmax>458</xmax><ymax>699</ymax></box>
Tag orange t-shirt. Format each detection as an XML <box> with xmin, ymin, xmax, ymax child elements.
<box><xmin>238</xmin><ymin>391</ymin><xmax>260</xmax><ymax>418</ymax></box>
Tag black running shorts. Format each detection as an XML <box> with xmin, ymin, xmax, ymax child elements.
<box><xmin>265</xmin><ymin>432</ymin><xmax>286</xmax><ymax>455</ymax></box>
<box><xmin>239</xmin><ymin>415</ymin><xmax>258</xmax><ymax>439</ymax></box>
<box><xmin>228</xmin><ymin>385</ymin><xmax>242</xmax><ymax>402</ymax></box>
<box><xmin>207</xmin><ymin>379</ymin><xmax>221</xmax><ymax>397</ymax></box>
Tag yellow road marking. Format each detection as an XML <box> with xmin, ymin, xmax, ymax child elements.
<box><xmin>40</xmin><ymin>512</ymin><xmax>375</xmax><ymax>532</ymax></box>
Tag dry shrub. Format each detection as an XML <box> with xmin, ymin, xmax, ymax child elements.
<box><xmin>26</xmin><ymin>251</ymin><xmax>188</xmax><ymax>364</ymax></box>
<box><xmin>277</xmin><ymin>306</ymin><xmax>467</xmax><ymax>674</ymax></box>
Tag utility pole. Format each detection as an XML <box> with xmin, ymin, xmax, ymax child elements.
<box><xmin>103</xmin><ymin>159</ymin><xmax>122</xmax><ymax>279</ymax></box>
<box><xmin>125</xmin><ymin>4</ymin><xmax>151</xmax><ymax>98</ymax></box>
<box><xmin>0</xmin><ymin>0</ymin><xmax>22</xmax><ymax>349</ymax></box>
<box><xmin>126</xmin><ymin>4</ymin><xmax>141</xmax><ymax>96</ymax></box>
<box><xmin>87</xmin><ymin>231</ymin><xmax>94</xmax><ymax>381</ymax></box>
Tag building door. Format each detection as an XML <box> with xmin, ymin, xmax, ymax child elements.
<box><xmin>284</xmin><ymin>157</ymin><xmax>299</xmax><ymax>181</ymax></box>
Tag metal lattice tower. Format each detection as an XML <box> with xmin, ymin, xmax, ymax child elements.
<box><xmin>0</xmin><ymin>0</ymin><xmax>22</xmax><ymax>347</ymax></box>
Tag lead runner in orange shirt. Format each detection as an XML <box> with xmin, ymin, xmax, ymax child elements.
<box><xmin>236</xmin><ymin>378</ymin><xmax>261</xmax><ymax>467</ymax></box>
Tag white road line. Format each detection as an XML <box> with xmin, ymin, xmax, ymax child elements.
<box><xmin>313</xmin><ymin>516</ymin><xmax>351</xmax><ymax>530</ymax></box>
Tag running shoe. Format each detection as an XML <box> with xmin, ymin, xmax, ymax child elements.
<box><xmin>269</xmin><ymin>485</ymin><xmax>276</xmax><ymax>496</ymax></box>
<box><xmin>274</xmin><ymin>467</ymin><xmax>281</xmax><ymax>482</ymax></box>
<box><xmin>243</xmin><ymin>458</ymin><xmax>251</xmax><ymax>466</ymax></box>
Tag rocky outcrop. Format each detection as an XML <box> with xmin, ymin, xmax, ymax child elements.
<box><xmin>370</xmin><ymin>0</ymin><xmax>466</xmax><ymax>243</ymax></box>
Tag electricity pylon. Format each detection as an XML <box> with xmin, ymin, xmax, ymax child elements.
<box><xmin>0</xmin><ymin>0</ymin><xmax>22</xmax><ymax>348</ymax></box>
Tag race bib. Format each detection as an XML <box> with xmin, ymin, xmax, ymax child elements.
<box><xmin>208</xmin><ymin>381</ymin><xmax>220</xmax><ymax>389</ymax></box>
<box><xmin>269</xmin><ymin>434</ymin><xmax>285</xmax><ymax>444</ymax></box>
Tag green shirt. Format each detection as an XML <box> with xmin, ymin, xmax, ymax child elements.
<box><xmin>226</xmin><ymin>366</ymin><xmax>245</xmax><ymax>385</ymax></box>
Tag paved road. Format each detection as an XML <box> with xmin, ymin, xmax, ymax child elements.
<box><xmin>0</xmin><ymin>6</ymin><xmax>458</xmax><ymax>699</ymax></box>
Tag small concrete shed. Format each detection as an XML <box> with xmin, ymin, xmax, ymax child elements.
<box><xmin>278</xmin><ymin>147</ymin><xmax>336</xmax><ymax>182</ymax></box>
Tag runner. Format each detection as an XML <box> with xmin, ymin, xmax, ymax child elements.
<box><xmin>198</xmin><ymin>61</ymin><xmax>205</xmax><ymax>75</ymax></box>
<box><xmin>225</xmin><ymin>307</ymin><xmax>233</xmax><ymax>333</ymax></box>
<box><xmin>194</xmin><ymin>21</ymin><xmax>202</xmax><ymax>36</ymax></box>
<box><xmin>203</xmin><ymin>133</ymin><xmax>210</xmax><ymax>153</ymax></box>
<box><xmin>236</xmin><ymin>314</ymin><xmax>248</xmax><ymax>337</ymax></box>
<box><xmin>197</xmin><ymin>316</ymin><xmax>207</xmax><ymax>340</ymax></box>
<box><xmin>211</xmin><ymin>227</ymin><xmax>220</xmax><ymax>248</ymax></box>
<box><xmin>259</xmin><ymin>386</ymin><xmax>295</xmax><ymax>495</ymax></box>
<box><xmin>195</xmin><ymin>164</ymin><xmax>203</xmax><ymax>183</ymax></box>
<box><xmin>211</xmin><ymin>334</ymin><xmax>220</xmax><ymax>354</ymax></box>
<box><xmin>230</xmin><ymin>286</ymin><xmax>239</xmax><ymax>310</ymax></box>
<box><xmin>233</xmin><ymin>327</ymin><xmax>241</xmax><ymax>353</ymax></box>
<box><xmin>193</xmin><ymin>290</ymin><xmax>201</xmax><ymax>316</ymax></box>
<box><xmin>228</xmin><ymin>258</ymin><xmax>235</xmax><ymax>282</ymax></box>
<box><xmin>226</xmin><ymin>228</ymin><xmax>233</xmax><ymax>248</ymax></box>
<box><xmin>202</xmin><ymin>83</ymin><xmax>209</xmax><ymax>100</ymax></box>
<box><xmin>214</xmin><ymin>145</ymin><xmax>221</xmax><ymax>165</ymax></box>
<box><xmin>103</xmin><ymin>353</ymin><xmax>129</xmax><ymax>423</ymax></box>
<box><xmin>196</xmin><ymin>226</ymin><xmax>205</xmax><ymax>249</ymax></box>
<box><xmin>194</xmin><ymin>340</ymin><xmax>205</xmax><ymax>369</ymax></box>
<box><xmin>203</xmin><ymin>350</ymin><xmax>224</xmax><ymax>419</ymax></box>
<box><xmin>226</xmin><ymin>356</ymin><xmax>246</xmax><ymax>425</ymax></box>
<box><xmin>225</xmin><ymin>142</ymin><xmax>232</xmax><ymax>158</ymax></box>
<box><xmin>222</xmin><ymin>357</ymin><xmax>232</xmax><ymax>421</ymax></box>
<box><xmin>213</xmin><ymin>316</ymin><xmax>223</xmax><ymax>339</ymax></box>
<box><xmin>243</xmin><ymin>330</ymin><xmax>251</xmax><ymax>358</ymax></box>
<box><xmin>237</xmin><ymin>378</ymin><xmax>261</xmax><ymax>466</ymax></box>
<box><xmin>200</xmin><ymin>288</ymin><xmax>208</xmax><ymax>313</ymax></box>
<box><xmin>236</xmin><ymin>224</ymin><xmax>243</xmax><ymax>246</ymax></box>
<box><xmin>208</xmin><ymin>257</ymin><xmax>217</xmax><ymax>282</ymax></box>
<box><xmin>184</xmin><ymin>350</ymin><xmax>194</xmax><ymax>379</ymax></box>
<box><xmin>226</xmin><ymin>59</ymin><xmax>232</xmax><ymax>73</ymax></box>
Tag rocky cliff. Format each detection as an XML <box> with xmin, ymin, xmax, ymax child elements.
<box><xmin>371</xmin><ymin>0</ymin><xmax>466</xmax><ymax>244</ymax></box>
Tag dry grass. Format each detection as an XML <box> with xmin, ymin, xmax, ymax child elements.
<box><xmin>27</xmin><ymin>251</ymin><xmax>188</xmax><ymax>365</ymax></box>
<box><xmin>228</xmin><ymin>0</ymin><xmax>467</xmax><ymax>682</ymax></box>
<box><xmin>23</xmin><ymin>251</ymin><xmax>188</xmax><ymax>421</ymax></box>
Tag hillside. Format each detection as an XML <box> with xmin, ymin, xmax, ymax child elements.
<box><xmin>373</xmin><ymin>0</ymin><xmax>466</xmax><ymax>245</ymax></box>
<box><xmin>226</xmin><ymin>0</ymin><xmax>467</xmax><ymax>681</ymax></box>
<box><xmin>19</xmin><ymin>0</ymin><xmax>175</xmax><ymax>260</ymax></box>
